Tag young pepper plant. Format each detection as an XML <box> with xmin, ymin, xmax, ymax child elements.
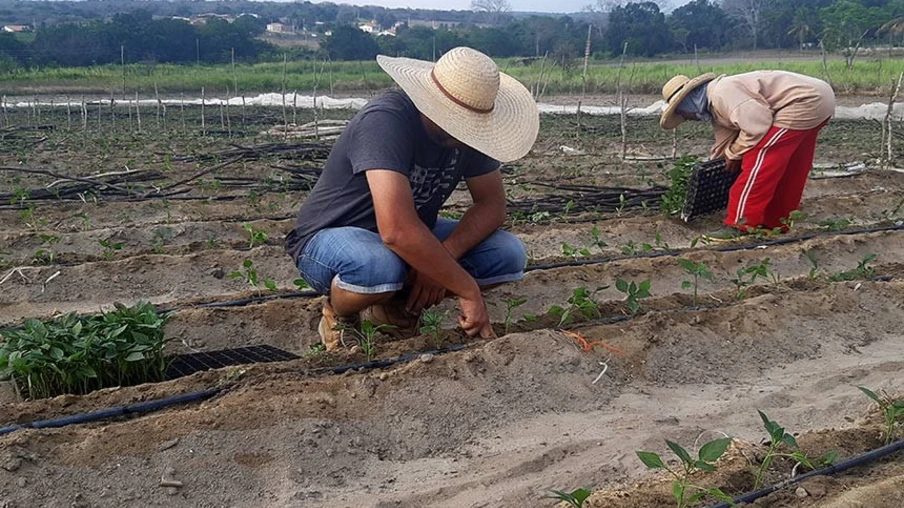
<box><xmin>859</xmin><ymin>386</ymin><xmax>904</xmax><ymax>445</ymax></box>
<box><xmin>678</xmin><ymin>259</ymin><xmax>714</xmax><ymax>308</ymax></box>
<box><xmin>543</xmin><ymin>488</ymin><xmax>591</xmax><ymax>508</ymax></box>
<box><xmin>615</xmin><ymin>278</ymin><xmax>651</xmax><ymax>314</ymax></box>
<box><xmin>753</xmin><ymin>411</ymin><xmax>836</xmax><ymax>489</ymax></box>
<box><xmin>636</xmin><ymin>438</ymin><xmax>734</xmax><ymax>508</ymax></box>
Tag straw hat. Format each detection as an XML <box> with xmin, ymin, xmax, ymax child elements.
<box><xmin>659</xmin><ymin>72</ymin><xmax>717</xmax><ymax>130</ymax></box>
<box><xmin>377</xmin><ymin>47</ymin><xmax>539</xmax><ymax>163</ymax></box>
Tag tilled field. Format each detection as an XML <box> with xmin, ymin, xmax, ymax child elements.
<box><xmin>1</xmin><ymin>106</ymin><xmax>903</xmax><ymax>508</ymax></box>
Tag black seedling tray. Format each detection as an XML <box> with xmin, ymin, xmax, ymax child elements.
<box><xmin>681</xmin><ymin>159</ymin><xmax>739</xmax><ymax>222</ymax></box>
<box><xmin>166</xmin><ymin>345</ymin><xmax>300</xmax><ymax>380</ymax></box>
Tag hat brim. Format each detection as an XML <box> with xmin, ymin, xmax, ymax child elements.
<box><xmin>660</xmin><ymin>73</ymin><xmax>717</xmax><ymax>130</ymax></box>
<box><xmin>377</xmin><ymin>55</ymin><xmax>539</xmax><ymax>163</ymax></box>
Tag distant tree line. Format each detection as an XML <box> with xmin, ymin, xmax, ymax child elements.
<box><xmin>0</xmin><ymin>0</ymin><xmax>902</xmax><ymax>69</ymax></box>
<box><xmin>0</xmin><ymin>11</ymin><xmax>270</xmax><ymax>69</ymax></box>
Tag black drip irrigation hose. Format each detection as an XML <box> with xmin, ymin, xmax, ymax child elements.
<box><xmin>0</xmin><ymin>342</ymin><xmax>476</xmax><ymax>436</ymax></box>
<box><xmin>524</xmin><ymin>222</ymin><xmax>904</xmax><ymax>272</ymax></box>
<box><xmin>708</xmin><ymin>438</ymin><xmax>904</xmax><ymax>508</ymax></box>
<box><xmin>0</xmin><ymin>387</ymin><xmax>221</xmax><ymax>437</ymax></box>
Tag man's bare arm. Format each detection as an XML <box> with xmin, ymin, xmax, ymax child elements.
<box><xmin>442</xmin><ymin>169</ymin><xmax>507</xmax><ymax>260</ymax></box>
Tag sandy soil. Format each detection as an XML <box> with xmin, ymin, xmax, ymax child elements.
<box><xmin>1</xmin><ymin>106</ymin><xmax>902</xmax><ymax>507</ymax></box>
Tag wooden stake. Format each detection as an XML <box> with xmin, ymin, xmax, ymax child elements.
<box><xmin>135</xmin><ymin>91</ymin><xmax>141</xmax><ymax>133</ymax></box>
<box><xmin>883</xmin><ymin>72</ymin><xmax>904</xmax><ymax>169</ymax></box>
<box><xmin>180</xmin><ymin>93</ymin><xmax>185</xmax><ymax>135</ymax></box>
<box><xmin>66</xmin><ymin>95</ymin><xmax>72</xmax><ymax>130</ymax></box>
<box><xmin>615</xmin><ymin>41</ymin><xmax>629</xmax><ymax>159</ymax></box>
<box><xmin>81</xmin><ymin>96</ymin><xmax>87</xmax><ymax>131</ymax></box>
<box><xmin>225</xmin><ymin>87</ymin><xmax>231</xmax><ymax>137</ymax></box>
<box><xmin>155</xmin><ymin>83</ymin><xmax>161</xmax><ymax>129</ymax></box>
<box><xmin>577</xmin><ymin>24</ymin><xmax>592</xmax><ymax>138</ymax></box>
<box><xmin>241</xmin><ymin>94</ymin><xmax>246</xmax><ymax>129</ymax></box>
<box><xmin>282</xmin><ymin>54</ymin><xmax>288</xmax><ymax>141</ymax></box>
<box><xmin>109</xmin><ymin>91</ymin><xmax>115</xmax><ymax>130</ymax></box>
<box><xmin>293</xmin><ymin>90</ymin><xmax>298</xmax><ymax>126</ymax></box>
<box><xmin>201</xmin><ymin>87</ymin><xmax>206</xmax><ymax>136</ymax></box>
<box><xmin>127</xmin><ymin>97</ymin><xmax>133</xmax><ymax>132</ymax></box>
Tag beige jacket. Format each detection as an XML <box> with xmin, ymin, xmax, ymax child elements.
<box><xmin>707</xmin><ymin>71</ymin><xmax>836</xmax><ymax>160</ymax></box>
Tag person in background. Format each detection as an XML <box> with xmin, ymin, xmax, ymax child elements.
<box><xmin>285</xmin><ymin>47</ymin><xmax>539</xmax><ymax>350</ymax></box>
<box><xmin>659</xmin><ymin>70</ymin><xmax>836</xmax><ymax>240</ymax></box>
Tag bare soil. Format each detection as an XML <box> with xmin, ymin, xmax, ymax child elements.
<box><xmin>1</xmin><ymin>106</ymin><xmax>902</xmax><ymax>508</ymax></box>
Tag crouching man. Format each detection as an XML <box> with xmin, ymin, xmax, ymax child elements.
<box><xmin>285</xmin><ymin>47</ymin><xmax>539</xmax><ymax>349</ymax></box>
<box><xmin>659</xmin><ymin>70</ymin><xmax>835</xmax><ymax>239</ymax></box>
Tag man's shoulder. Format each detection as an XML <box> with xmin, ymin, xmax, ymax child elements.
<box><xmin>358</xmin><ymin>90</ymin><xmax>417</xmax><ymax>118</ymax></box>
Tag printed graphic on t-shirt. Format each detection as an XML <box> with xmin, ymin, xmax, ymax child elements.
<box><xmin>410</xmin><ymin>150</ymin><xmax>459</xmax><ymax>211</ymax></box>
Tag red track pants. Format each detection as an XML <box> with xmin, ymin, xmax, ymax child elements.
<box><xmin>725</xmin><ymin>120</ymin><xmax>828</xmax><ymax>231</ymax></box>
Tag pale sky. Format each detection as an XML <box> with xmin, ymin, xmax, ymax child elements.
<box><xmin>311</xmin><ymin>0</ymin><xmax>672</xmax><ymax>14</ymax></box>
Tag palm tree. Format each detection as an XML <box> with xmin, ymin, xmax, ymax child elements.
<box><xmin>787</xmin><ymin>9</ymin><xmax>813</xmax><ymax>51</ymax></box>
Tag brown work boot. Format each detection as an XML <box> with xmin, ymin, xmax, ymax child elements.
<box><xmin>318</xmin><ymin>300</ymin><xmax>359</xmax><ymax>351</ymax></box>
<box><xmin>359</xmin><ymin>301</ymin><xmax>420</xmax><ymax>340</ymax></box>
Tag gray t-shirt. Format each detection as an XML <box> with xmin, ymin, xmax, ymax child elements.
<box><xmin>285</xmin><ymin>90</ymin><xmax>500</xmax><ymax>262</ymax></box>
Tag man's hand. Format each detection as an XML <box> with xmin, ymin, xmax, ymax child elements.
<box><xmin>458</xmin><ymin>295</ymin><xmax>496</xmax><ymax>339</ymax></box>
<box><xmin>725</xmin><ymin>158</ymin><xmax>742</xmax><ymax>174</ymax></box>
<box><xmin>406</xmin><ymin>270</ymin><xmax>448</xmax><ymax>313</ymax></box>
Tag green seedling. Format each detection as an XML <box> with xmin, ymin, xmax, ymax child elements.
<box><xmin>641</xmin><ymin>231</ymin><xmax>671</xmax><ymax>252</ymax></box>
<box><xmin>548</xmin><ymin>286</ymin><xmax>608</xmax><ymax>328</ymax></box>
<box><xmin>678</xmin><ymin>259</ymin><xmax>714</xmax><ymax>308</ymax></box>
<box><xmin>204</xmin><ymin>235</ymin><xmax>220</xmax><ymax>250</ymax></box>
<box><xmin>354</xmin><ymin>320</ymin><xmax>395</xmax><ymax>362</ymax></box>
<box><xmin>636</xmin><ymin>438</ymin><xmax>734</xmax><ymax>508</ymax></box>
<box><xmin>503</xmin><ymin>298</ymin><xmax>527</xmax><ymax>335</ymax></box>
<box><xmin>817</xmin><ymin>218</ymin><xmax>851</xmax><ymax>232</ymax></box>
<box><xmin>420</xmin><ymin>310</ymin><xmax>450</xmax><ymax>348</ymax></box>
<box><xmin>0</xmin><ymin>302</ymin><xmax>168</xmax><ymax>399</ymax></box>
<box><xmin>621</xmin><ymin>241</ymin><xmax>639</xmax><ymax>256</ymax></box>
<box><xmin>542</xmin><ymin>488</ymin><xmax>591</xmax><ymax>508</ymax></box>
<box><xmin>293</xmin><ymin>278</ymin><xmax>310</xmax><ymax>291</ymax></box>
<box><xmin>589</xmin><ymin>226</ymin><xmax>608</xmax><ymax>252</ymax></box>
<box><xmin>32</xmin><ymin>249</ymin><xmax>55</xmax><ymax>265</ymax></box>
<box><xmin>229</xmin><ymin>259</ymin><xmax>277</xmax><ymax>294</ymax></box>
<box><xmin>615</xmin><ymin>278</ymin><xmax>651</xmax><ymax>314</ymax></box>
<box><xmin>803</xmin><ymin>250</ymin><xmax>820</xmax><ymax>281</ymax></box>
<box><xmin>303</xmin><ymin>342</ymin><xmax>326</xmax><ymax>359</ymax></box>
<box><xmin>563</xmin><ymin>199</ymin><xmax>576</xmax><ymax>217</ymax></box>
<box><xmin>99</xmin><ymin>239</ymin><xmax>124</xmax><ymax>260</ymax></box>
<box><xmin>562</xmin><ymin>242</ymin><xmax>590</xmax><ymax>260</ymax></box>
<box><xmin>151</xmin><ymin>227</ymin><xmax>174</xmax><ymax>254</ymax></box>
<box><xmin>780</xmin><ymin>210</ymin><xmax>808</xmax><ymax>229</ymax></box>
<box><xmin>746</xmin><ymin>258</ymin><xmax>779</xmax><ymax>284</ymax></box>
<box><xmin>828</xmin><ymin>254</ymin><xmax>878</xmax><ymax>282</ymax></box>
<box><xmin>858</xmin><ymin>386</ymin><xmax>904</xmax><ymax>445</ymax></box>
<box><xmin>753</xmin><ymin>411</ymin><xmax>835</xmax><ymax>489</ymax></box>
<box><xmin>660</xmin><ymin>156</ymin><xmax>698</xmax><ymax>217</ymax></box>
<box><xmin>243</xmin><ymin>223</ymin><xmax>269</xmax><ymax>248</ymax></box>
<box><xmin>615</xmin><ymin>193</ymin><xmax>627</xmax><ymax>217</ymax></box>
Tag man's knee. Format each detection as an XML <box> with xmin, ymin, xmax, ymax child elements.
<box><xmin>466</xmin><ymin>230</ymin><xmax>527</xmax><ymax>282</ymax></box>
<box><xmin>494</xmin><ymin>230</ymin><xmax>528</xmax><ymax>273</ymax></box>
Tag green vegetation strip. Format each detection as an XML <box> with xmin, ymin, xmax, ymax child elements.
<box><xmin>2</xmin><ymin>58</ymin><xmax>903</xmax><ymax>96</ymax></box>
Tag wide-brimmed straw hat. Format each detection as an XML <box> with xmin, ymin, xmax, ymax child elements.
<box><xmin>659</xmin><ymin>72</ymin><xmax>717</xmax><ymax>130</ymax></box>
<box><xmin>377</xmin><ymin>47</ymin><xmax>539</xmax><ymax>163</ymax></box>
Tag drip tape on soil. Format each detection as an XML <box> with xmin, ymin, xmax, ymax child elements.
<box><xmin>708</xmin><ymin>438</ymin><xmax>904</xmax><ymax>508</ymax></box>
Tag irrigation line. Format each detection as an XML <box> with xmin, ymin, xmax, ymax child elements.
<box><xmin>524</xmin><ymin>222</ymin><xmax>904</xmax><ymax>272</ymax></box>
<box><xmin>708</xmin><ymin>438</ymin><xmax>904</xmax><ymax>508</ymax></box>
<box><xmin>0</xmin><ymin>387</ymin><xmax>222</xmax><ymax>436</ymax></box>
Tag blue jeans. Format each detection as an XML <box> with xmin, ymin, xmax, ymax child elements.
<box><xmin>296</xmin><ymin>219</ymin><xmax>527</xmax><ymax>295</ymax></box>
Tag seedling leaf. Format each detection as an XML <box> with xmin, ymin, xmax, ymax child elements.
<box><xmin>698</xmin><ymin>437</ymin><xmax>732</xmax><ymax>462</ymax></box>
<box><xmin>636</xmin><ymin>451</ymin><xmax>665</xmax><ymax>469</ymax></box>
<box><xmin>666</xmin><ymin>440</ymin><xmax>693</xmax><ymax>465</ymax></box>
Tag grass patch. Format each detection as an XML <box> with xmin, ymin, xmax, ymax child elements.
<box><xmin>1</xmin><ymin>55</ymin><xmax>902</xmax><ymax>96</ymax></box>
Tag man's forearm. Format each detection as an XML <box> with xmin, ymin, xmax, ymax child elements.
<box><xmin>383</xmin><ymin>222</ymin><xmax>481</xmax><ymax>300</ymax></box>
<box><xmin>442</xmin><ymin>201</ymin><xmax>506</xmax><ymax>260</ymax></box>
